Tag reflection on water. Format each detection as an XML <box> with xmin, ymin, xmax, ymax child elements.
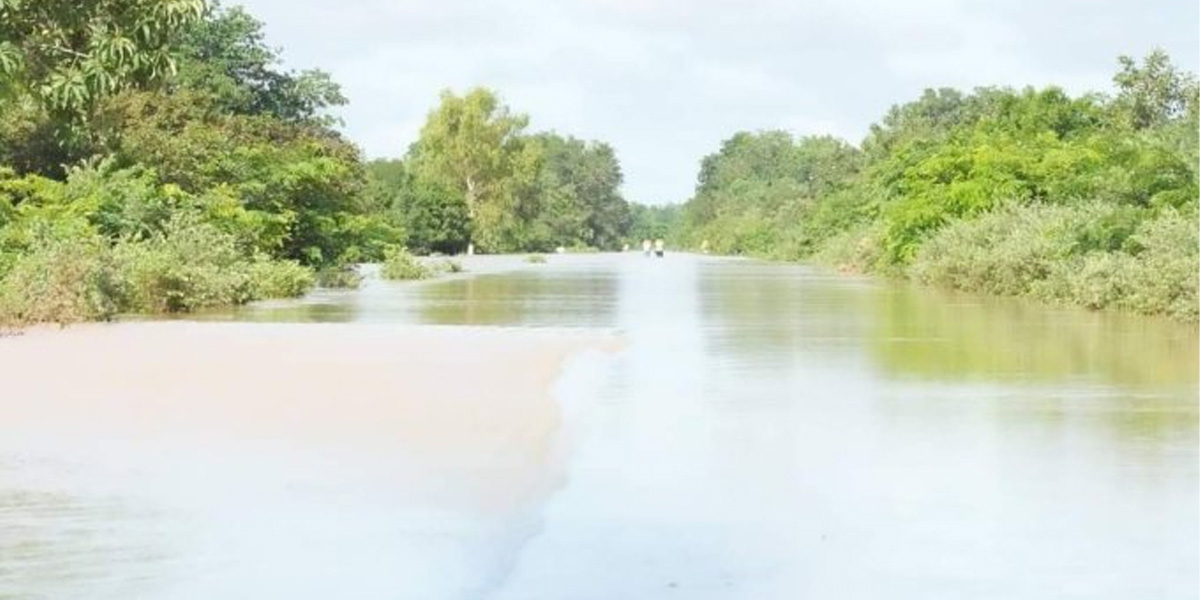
<box><xmin>872</xmin><ymin>284</ymin><xmax>1199</xmax><ymax>387</ymax></box>
<box><xmin>697</xmin><ymin>260</ymin><xmax>875</xmax><ymax>369</ymax></box>
<box><xmin>0</xmin><ymin>477</ymin><xmax>173</xmax><ymax>600</ymax></box>
<box><xmin>2</xmin><ymin>253</ymin><xmax>1196</xmax><ymax>599</ymax></box>
<box><xmin>196</xmin><ymin>257</ymin><xmax>619</xmax><ymax>327</ymax></box>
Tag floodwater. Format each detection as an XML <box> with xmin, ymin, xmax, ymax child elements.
<box><xmin>1</xmin><ymin>253</ymin><xmax>1196</xmax><ymax>599</ymax></box>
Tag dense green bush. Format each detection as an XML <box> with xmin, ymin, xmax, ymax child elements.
<box><xmin>314</xmin><ymin>263</ymin><xmax>363</xmax><ymax>289</ymax></box>
<box><xmin>0</xmin><ymin>227</ymin><xmax>121</xmax><ymax>326</ymax></box>
<box><xmin>380</xmin><ymin>247</ymin><xmax>430</xmax><ymax>280</ymax></box>
<box><xmin>249</xmin><ymin>257</ymin><xmax>315</xmax><ymax>299</ymax></box>
<box><xmin>1057</xmin><ymin>209</ymin><xmax>1198</xmax><ymax>319</ymax></box>
<box><xmin>810</xmin><ymin>222</ymin><xmax>892</xmax><ymax>275</ymax></box>
<box><xmin>112</xmin><ymin>214</ymin><xmax>319</xmax><ymax>313</ymax></box>
<box><xmin>911</xmin><ymin>202</ymin><xmax>1100</xmax><ymax>296</ymax></box>
<box><xmin>899</xmin><ymin>202</ymin><xmax>1197</xmax><ymax>320</ymax></box>
<box><xmin>0</xmin><ymin>168</ymin><xmax>320</xmax><ymax>323</ymax></box>
<box><xmin>111</xmin><ymin>214</ymin><xmax>256</xmax><ymax>313</ymax></box>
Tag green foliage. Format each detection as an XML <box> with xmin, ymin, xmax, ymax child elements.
<box><xmin>810</xmin><ymin>222</ymin><xmax>886</xmax><ymax>275</ymax></box>
<box><xmin>1111</xmin><ymin>49</ymin><xmax>1199</xmax><ymax>131</ymax></box>
<box><xmin>380</xmin><ymin>247</ymin><xmax>430</xmax><ymax>281</ymax></box>
<box><xmin>0</xmin><ymin>96</ymin><xmax>82</xmax><ymax>176</ymax></box>
<box><xmin>680</xmin><ymin>51</ymin><xmax>1198</xmax><ymax>320</ymax></box>
<box><xmin>366</xmin><ymin>95</ymin><xmax>633</xmax><ymax>254</ymax></box>
<box><xmin>0</xmin><ymin>167</ymin><xmax>317</xmax><ymax>323</ymax></box>
<box><xmin>862</xmin><ymin>88</ymin><xmax>975</xmax><ymax>161</ymax></box>
<box><xmin>0</xmin><ymin>0</ymin><xmax>206</xmax><ymax>119</ymax></box>
<box><xmin>248</xmin><ymin>256</ymin><xmax>314</xmax><ymax>299</ymax></box>
<box><xmin>682</xmin><ymin>130</ymin><xmax>863</xmax><ymax>256</ymax></box>
<box><xmin>0</xmin><ymin>0</ymin><xmax>401</xmax><ymax>326</ymax></box>
<box><xmin>366</xmin><ymin>159</ymin><xmax>470</xmax><ymax>255</ymax></box>
<box><xmin>1060</xmin><ymin>208</ymin><xmax>1198</xmax><ymax>320</ymax></box>
<box><xmin>0</xmin><ymin>225</ymin><xmax>121</xmax><ymax>326</ymax></box>
<box><xmin>112</xmin><ymin>212</ymin><xmax>256</xmax><ymax>313</ymax></box>
<box><xmin>172</xmin><ymin>2</ymin><xmax>346</xmax><ymax>124</ymax></box>
<box><xmin>407</xmin><ymin>88</ymin><xmax>538</xmax><ymax>253</ymax></box>
<box><xmin>912</xmin><ymin>202</ymin><xmax>1126</xmax><ymax>297</ymax></box>
<box><xmin>63</xmin><ymin>159</ymin><xmax>188</xmax><ymax>240</ymax></box>
<box><xmin>873</xmin><ymin>88</ymin><xmax>1109</xmax><ymax>263</ymax></box>
<box><xmin>526</xmin><ymin>133</ymin><xmax>630</xmax><ymax>251</ymax></box>
<box><xmin>314</xmin><ymin>263</ymin><xmax>363</xmax><ymax>289</ymax></box>
<box><xmin>109</xmin><ymin>212</ymin><xmax>314</xmax><ymax>313</ymax></box>
<box><xmin>628</xmin><ymin>203</ymin><xmax>682</xmax><ymax>243</ymax></box>
<box><xmin>92</xmin><ymin>90</ymin><xmax>377</xmax><ymax>264</ymax></box>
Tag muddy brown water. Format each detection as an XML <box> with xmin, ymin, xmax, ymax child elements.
<box><xmin>1</xmin><ymin>254</ymin><xmax>1195</xmax><ymax>599</ymax></box>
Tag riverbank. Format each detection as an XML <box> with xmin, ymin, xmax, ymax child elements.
<box><xmin>690</xmin><ymin>214</ymin><xmax>1199</xmax><ymax>325</ymax></box>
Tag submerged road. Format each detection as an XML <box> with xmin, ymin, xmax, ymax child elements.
<box><xmin>1</xmin><ymin>253</ymin><xmax>1196</xmax><ymax>599</ymax></box>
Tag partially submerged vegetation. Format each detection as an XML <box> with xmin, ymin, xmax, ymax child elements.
<box><xmin>0</xmin><ymin>210</ymin><xmax>315</xmax><ymax>326</ymax></box>
<box><xmin>676</xmin><ymin>51</ymin><xmax>1198</xmax><ymax>321</ymax></box>
<box><xmin>378</xmin><ymin>249</ymin><xmax>466</xmax><ymax>281</ymax></box>
<box><xmin>0</xmin><ymin>1</ymin><xmax>640</xmax><ymax>327</ymax></box>
<box><xmin>314</xmin><ymin>264</ymin><xmax>364</xmax><ymax>289</ymax></box>
<box><xmin>0</xmin><ymin>1</ymin><xmax>1191</xmax><ymax>325</ymax></box>
<box><xmin>380</xmin><ymin>248</ymin><xmax>431</xmax><ymax>281</ymax></box>
<box><xmin>0</xmin><ymin>1</ymin><xmax>386</xmax><ymax>326</ymax></box>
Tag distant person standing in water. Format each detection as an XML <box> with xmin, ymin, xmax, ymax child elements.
<box><xmin>642</xmin><ymin>239</ymin><xmax>652</xmax><ymax>257</ymax></box>
<box><xmin>654</xmin><ymin>239</ymin><xmax>665</xmax><ymax>258</ymax></box>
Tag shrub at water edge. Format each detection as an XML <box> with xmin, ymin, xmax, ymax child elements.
<box><xmin>380</xmin><ymin>247</ymin><xmax>431</xmax><ymax>280</ymax></box>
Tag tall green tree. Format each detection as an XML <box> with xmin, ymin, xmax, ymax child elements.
<box><xmin>684</xmin><ymin>131</ymin><xmax>862</xmax><ymax>255</ymax></box>
<box><xmin>861</xmin><ymin>88</ymin><xmax>972</xmax><ymax>162</ymax></box>
<box><xmin>172</xmin><ymin>2</ymin><xmax>346</xmax><ymax>124</ymax></box>
<box><xmin>529</xmin><ymin>133</ymin><xmax>630</xmax><ymax>250</ymax></box>
<box><xmin>407</xmin><ymin>88</ymin><xmax>538</xmax><ymax>253</ymax></box>
<box><xmin>90</xmin><ymin>88</ymin><xmax>372</xmax><ymax>265</ymax></box>
<box><xmin>364</xmin><ymin>158</ymin><xmax>468</xmax><ymax>255</ymax></box>
<box><xmin>1111</xmin><ymin>49</ymin><xmax>1199</xmax><ymax>131</ymax></box>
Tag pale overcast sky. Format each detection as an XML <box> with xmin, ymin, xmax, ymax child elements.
<box><xmin>235</xmin><ymin>0</ymin><xmax>1198</xmax><ymax>205</ymax></box>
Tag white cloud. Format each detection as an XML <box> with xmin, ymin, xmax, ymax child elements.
<box><xmin>238</xmin><ymin>0</ymin><xmax>1198</xmax><ymax>204</ymax></box>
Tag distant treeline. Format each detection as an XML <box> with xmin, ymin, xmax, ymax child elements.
<box><xmin>362</xmin><ymin>89</ymin><xmax>633</xmax><ymax>255</ymax></box>
<box><xmin>674</xmin><ymin>51</ymin><xmax>1198</xmax><ymax>321</ymax></box>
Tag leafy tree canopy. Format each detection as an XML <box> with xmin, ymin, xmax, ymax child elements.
<box><xmin>172</xmin><ymin>2</ymin><xmax>346</xmax><ymax>124</ymax></box>
<box><xmin>0</xmin><ymin>0</ymin><xmax>205</xmax><ymax>118</ymax></box>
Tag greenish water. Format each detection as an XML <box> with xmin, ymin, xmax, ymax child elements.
<box><xmin>3</xmin><ymin>253</ymin><xmax>1196</xmax><ymax>599</ymax></box>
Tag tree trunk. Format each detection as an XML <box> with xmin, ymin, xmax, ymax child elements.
<box><xmin>465</xmin><ymin>176</ymin><xmax>477</xmax><ymax>255</ymax></box>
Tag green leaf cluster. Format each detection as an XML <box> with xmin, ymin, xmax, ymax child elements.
<box><xmin>679</xmin><ymin>50</ymin><xmax>1199</xmax><ymax>320</ymax></box>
